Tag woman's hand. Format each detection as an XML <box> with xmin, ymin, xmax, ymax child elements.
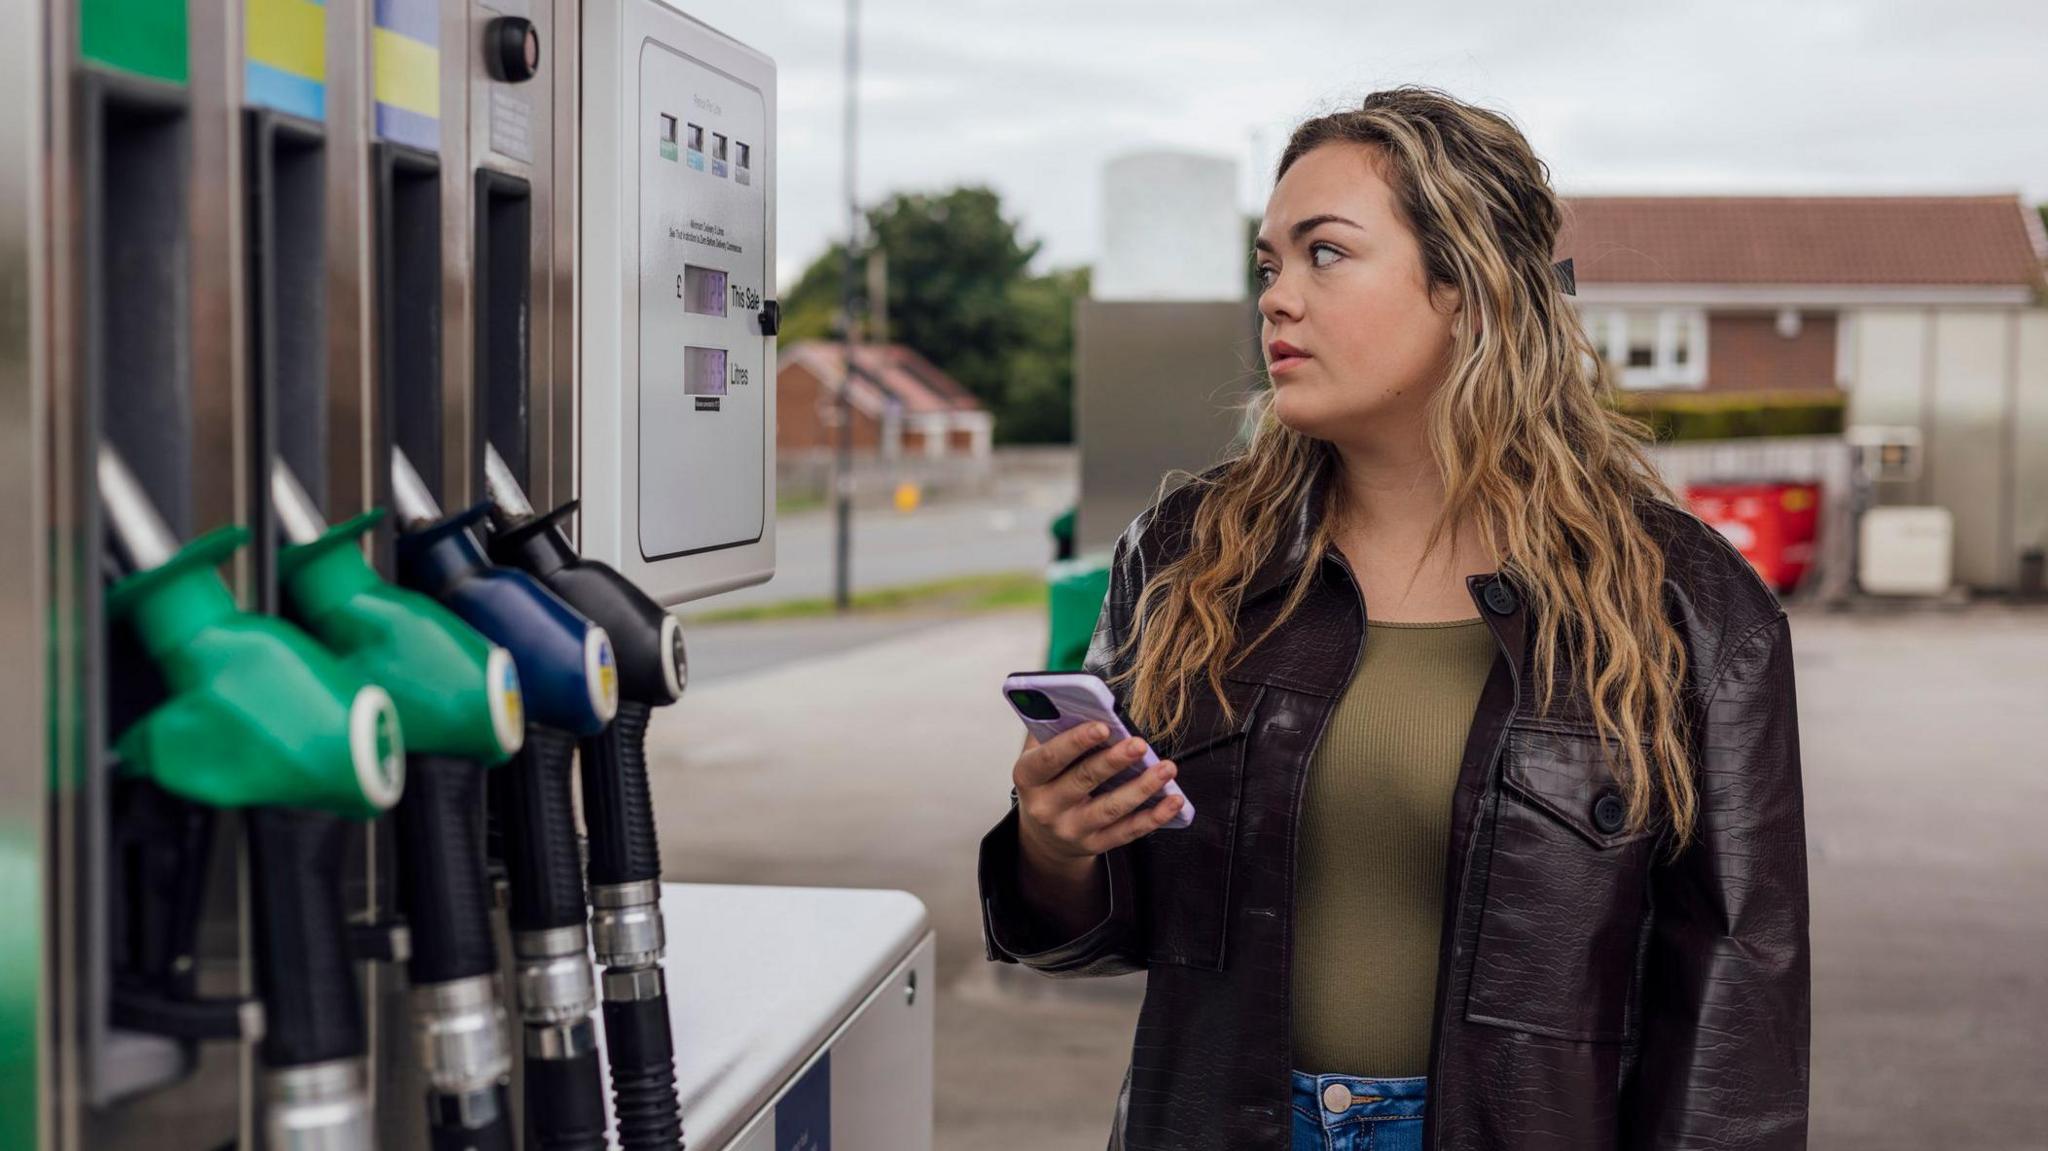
<box><xmin>1012</xmin><ymin>722</ymin><xmax>1181</xmax><ymax>885</ymax></box>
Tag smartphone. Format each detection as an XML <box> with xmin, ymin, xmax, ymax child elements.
<box><xmin>1002</xmin><ymin>671</ymin><xmax>1194</xmax><ymax>830</ymax></box>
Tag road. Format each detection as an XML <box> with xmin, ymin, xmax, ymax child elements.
<box><xmin>676</xmin><ymin>461</ymin><xmax>1077</xmax><ymax>617</ymax></box>
<box><xmin>648</xmin><ymin>603</ymin><xmax>2048</xmax><ymax>1150</ymax></box>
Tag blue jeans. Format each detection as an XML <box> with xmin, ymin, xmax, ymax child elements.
<box><xmin>1290</xmin><ymin>1070</ymin><xmax>1427</xmax><ymax>1151</ymax></box>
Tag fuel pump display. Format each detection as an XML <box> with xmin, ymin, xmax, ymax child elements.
<box><xmin>636</xmin><ymin>39</ymin><xmax>769</xmax><ymax>558</ymax></box>
<box><xmin>580</xmin><ymin>0</ymin><xmax>777</xmax><ymax>606</ymax></box>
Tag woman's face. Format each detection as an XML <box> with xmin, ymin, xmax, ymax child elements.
<box><xmin>1255</xmin><ymin>142</ymin><xmax>1460</xmax><ymax>444</ymax></box>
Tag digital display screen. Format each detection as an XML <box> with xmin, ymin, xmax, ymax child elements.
<box><xmin>684</xmin><ymin>346</ymin><xmax>728</xmax><ymax>395</ymax></box>
<box><xmin>683</xmin><ymin>264</ymin><xmax>727</xmax><ymax>316</ymax></box>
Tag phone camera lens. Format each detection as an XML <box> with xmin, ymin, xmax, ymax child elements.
<box><xmin>1009</xmin><ymin>689</ymin><xmax>1060</xmax><ymax>721</ymax></box>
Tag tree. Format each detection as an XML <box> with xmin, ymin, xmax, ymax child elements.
<box><xmin>778</xmin><ymin>186</ymin><xmax>1085</xmax><ymax>443</ymax></box>
<box><xmin>1000</xmin><ymin>266</ymin><xmax>1089</xmax><ymax>443</ymax></box>
<box><xmin>776</xmin><ymin>240</ymin><xmax>850</xmax><ymax>345</ymax></box>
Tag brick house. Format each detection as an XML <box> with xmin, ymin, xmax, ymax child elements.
<box><xmin>1559</xmin><ymin>194</ymin><xmax>2048</xmax><ymax>588</ymax></box>
<box><xmin>776</xmin><ymin>342</ymin><xmax>994</xmax><ymax>461</ymax></box>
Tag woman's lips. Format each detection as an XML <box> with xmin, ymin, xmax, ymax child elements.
<box><xmin>1268</xmin><ymin>341</ymin><xmax>1311</xmax><ymax>376</ymax></box>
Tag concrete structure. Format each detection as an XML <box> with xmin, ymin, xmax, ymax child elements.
<box><xmin>1562</xmin><ymin>194</ymin><xmax>2048</xmax><ymax>589</ymax></box>
<box><xmin>1095</xmin><ymin>151</ymin><xmax>1244</xmax><ymax>302</ymax></box>
<box><xmin>1075</xmin><ymin>152</ymin><xmax>1257</xmax><ymax>553</ymax></box>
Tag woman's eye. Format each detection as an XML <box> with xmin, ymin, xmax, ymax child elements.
<box><xmin>1310</xmin><ymin>243</ymin><xmax>1342</xmax><ymax>268</ymax></box>
<box><xmin>1254</xmin><ymin>265</ymin><xmax>1277</xmax><ymax>289</ymax></box>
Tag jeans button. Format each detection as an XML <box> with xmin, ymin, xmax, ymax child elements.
<box><xmin>1321</xmin><ymin>1083</ymin><xmax>1353</xmax><ymax>1112</ymax></box>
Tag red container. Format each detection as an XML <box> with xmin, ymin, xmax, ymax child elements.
<box><xmin>1684</xmin><ymin>481</ymin><xmax>1821</xmax><ymax>594</ymax></box>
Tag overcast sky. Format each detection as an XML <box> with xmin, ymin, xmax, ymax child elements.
<box><xmin>674</xmin><ymin>0</ymin><xmax>2048</xmax><ymax>286</ymax></box>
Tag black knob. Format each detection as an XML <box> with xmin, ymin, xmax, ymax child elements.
<box><xmin>1482</xmin><ymin>576</ymin><xmax>1518</xmax><ymax>617</ymax></box>
<box><xmin>1592</xmin><ymin>791</ymin><xmax>1628</xmax><ymax>836</ymax></box>
<box><xmin>486</xmin><ymin>17</ymin><xmax>540</xmax><ymax>83</ymax></box>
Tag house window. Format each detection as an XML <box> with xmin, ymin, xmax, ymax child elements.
<box><xmin>1583</xmin><ymin>308</ymin><xmax>1707</xmax><ymax>389</ymax></box>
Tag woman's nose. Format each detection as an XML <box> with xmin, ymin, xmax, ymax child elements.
<box><xmin>1258</xmin><ymin>274</ymin><xmax>1302</xmax><ymax>326</ymax></box>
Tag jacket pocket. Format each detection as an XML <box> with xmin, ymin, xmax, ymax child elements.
<box><xmin>1132</xmin><ymin>679</ymin><xmax>1263</xmax><ymax>970</ymax></box>
<box><xmin>1463</xmin><ymin>723</ymin><xmax>1656</xmax><ymax>1043</ymax></box>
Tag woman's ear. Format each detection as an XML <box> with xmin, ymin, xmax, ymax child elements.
<box><xmin>1433</xmin><ymin>282</ymin><xmax>1470</xmax><ymax>339</ymax></box>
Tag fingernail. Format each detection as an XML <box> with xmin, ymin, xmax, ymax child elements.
<box><xmin>1161</xmin><ymin>763</ymin><xmax>1177</xmax><ymax>779</ymax></box>
<box><xmin>1125</xmin><ymin>738</ymin><xmax>1146</xmax><ymax>754</ymax></box>
<box><xmin>1092</xmin><ymin>723</ymin><xmax>1109</xmax><ymax>739</ymax></box>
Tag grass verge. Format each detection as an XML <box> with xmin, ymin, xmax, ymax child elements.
<box><xmin>683</xmin><ymin>570</ymin><xmax>1047</xmax><ymax>624</ymax></box>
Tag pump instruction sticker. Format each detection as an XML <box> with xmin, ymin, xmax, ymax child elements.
<box><xmin>773</xmin><ymin>1052</ymin><xmax>829</xmax><ymax>1151</ymax></box>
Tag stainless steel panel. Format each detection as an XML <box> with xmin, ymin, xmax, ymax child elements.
<box><xmin>0</xmin><ymin>0</ymin><xmax>47</xmax><ymax>1146</ymax></box>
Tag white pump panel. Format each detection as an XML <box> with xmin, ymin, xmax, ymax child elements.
<box><xmin>581</xmin><ymin>0</ymin><xmax>776</xmax><ymax>604</ymax></box>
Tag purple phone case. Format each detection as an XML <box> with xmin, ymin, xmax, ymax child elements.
<box><xmin>1002</xmin><ymin>671</ymin><xmax>1194</xmax><ymax>830</ymax></box>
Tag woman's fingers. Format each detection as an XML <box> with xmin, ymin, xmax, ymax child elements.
<box><xmin>1012</xmin><ymin>721</ymin><xmax>1111</xmax><ymax>789</ymax></box>
<box><xmin>1058</xmin><ymin>736</ymin><xmax>1152</xmax><ymax>805</ymax></box>
<box><xmin>1082</xmin><ymin>769</ymin><xmax>1185</xmax><ymax>853</ymax></box>
<box><xmin>1078</xmin><ymin>757</ymin><xmax>1175</xmax><ymax>828</ymax></box>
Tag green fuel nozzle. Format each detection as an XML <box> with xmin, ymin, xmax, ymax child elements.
<box><xmin>100</xmin><ymin>446</ymin><xmax>405</xmax><ymax>819</ymax></box>
<box><xmin>270</xmin><ymin>459</ymin><xmax>519</xmax><ymax>1151</ymax></box>
<box><xmin>271</xmin><ymin>461</ymin><xmax>524</xmax><ymax>765</ymax></box>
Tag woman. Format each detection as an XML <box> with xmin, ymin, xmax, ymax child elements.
<box><xmin>976</xmin><ymin>87</ymin><xmax>1810</xmax><ymax>1151</ymax></box>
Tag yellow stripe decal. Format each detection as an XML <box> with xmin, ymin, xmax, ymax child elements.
<box><xmin>372</xmin><ymin>27</ymin><xmax>439</xmax><ymax>119</ymax></box>
<box><xmin>245</xmin><ymin>0</ymin><xmax>326</xmax><ymax>81</ymax></box>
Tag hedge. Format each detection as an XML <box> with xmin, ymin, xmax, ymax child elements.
<box><xmin>1612</xmin><ymin>388</ymin><xmax>1846</xmax><ymax>442</ymax></box>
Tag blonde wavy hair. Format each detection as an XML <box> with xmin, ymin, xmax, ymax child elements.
<box><xmin>1110</xmin><ymin>86</ymin><xmax>1699</xmax><ymax>850</ymax></box>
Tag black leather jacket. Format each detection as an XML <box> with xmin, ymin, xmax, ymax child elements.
<box><xmin>978</xmin><ymin>457</ymin><xmax>1811</xmax><ymax>1150</ymax></box>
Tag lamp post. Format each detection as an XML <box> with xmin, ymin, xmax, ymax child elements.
<box><xmin>834</xmin><ymin>0</ymin><xmax>860</xmax><ymax>612</ymax></box>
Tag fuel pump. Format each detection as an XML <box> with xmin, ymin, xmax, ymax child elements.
<box><xmin>98</xmin><ymin>444</ymin><xmax>403</xmax><ymax>1150</ymax></box>
<box><xmin>483</xmin><ymin>444</ymin><xmax>687</xmax><ymax>1150</ymax></box>
<box><xmin>388</xmin><ymin>447</ymin><xmax>619</xmax><ymax>1151</ymax></box>
<box><xmin>269</xmin><ymin>459</ymin><xmax>527</xmax><ymax>1149</ymax></box>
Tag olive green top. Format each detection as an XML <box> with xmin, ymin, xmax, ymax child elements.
<box><xmin>1290</xmin><ymin>615</ymin><xmax>1498</xmax><ymax>1077</ymax></box>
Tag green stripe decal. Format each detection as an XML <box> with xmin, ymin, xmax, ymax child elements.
<box><xmin>80</xmin><ymin>0</ymin><xmax>189</xmax><ymax>85</ymax></box>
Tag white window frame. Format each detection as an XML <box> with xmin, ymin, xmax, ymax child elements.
<box><xmin>1584</xmin><ymin>307</ymin><xmax>1709</xmax><ymax>390</ymax></box>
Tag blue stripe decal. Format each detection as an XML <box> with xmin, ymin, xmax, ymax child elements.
<box><xmin>375</xmin><ymin>103</ymin><xmax>439</xmax><ymax>152</ymax></box>
<box><xmin>372</xmin><ymin>0</ymin><xmax>436</xmax><ymax>45</ymax></box>
<box><xmin>245</xmin><ymin>60</ymin><xmax>325</xmax><ymax>121</ymax></box>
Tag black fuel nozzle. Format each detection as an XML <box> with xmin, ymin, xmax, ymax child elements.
<box><xmin>483</xmin><ymin>443</ymin><xmax>686</xmax><ymax>1151</ymax></box>
<box><xmin>390</xmin><ymin>447</ymin><xmax>614</xmax><ymax>1151</ymax></box>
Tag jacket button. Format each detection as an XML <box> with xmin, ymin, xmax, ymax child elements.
<box><xmin>1322</xmin><ymin>1083</ymin><xmax>1353</xmax><ymax>1112</ymax></box>
<box><xmin>1593</xmin><ymin>791</ymin><xmax>1628</xmax><ymax>835</ymax></box>
<box><xmin>1482</xmin><ymin>577</ymin><xmax>1518</xmax><ymax>616</ymax></box>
